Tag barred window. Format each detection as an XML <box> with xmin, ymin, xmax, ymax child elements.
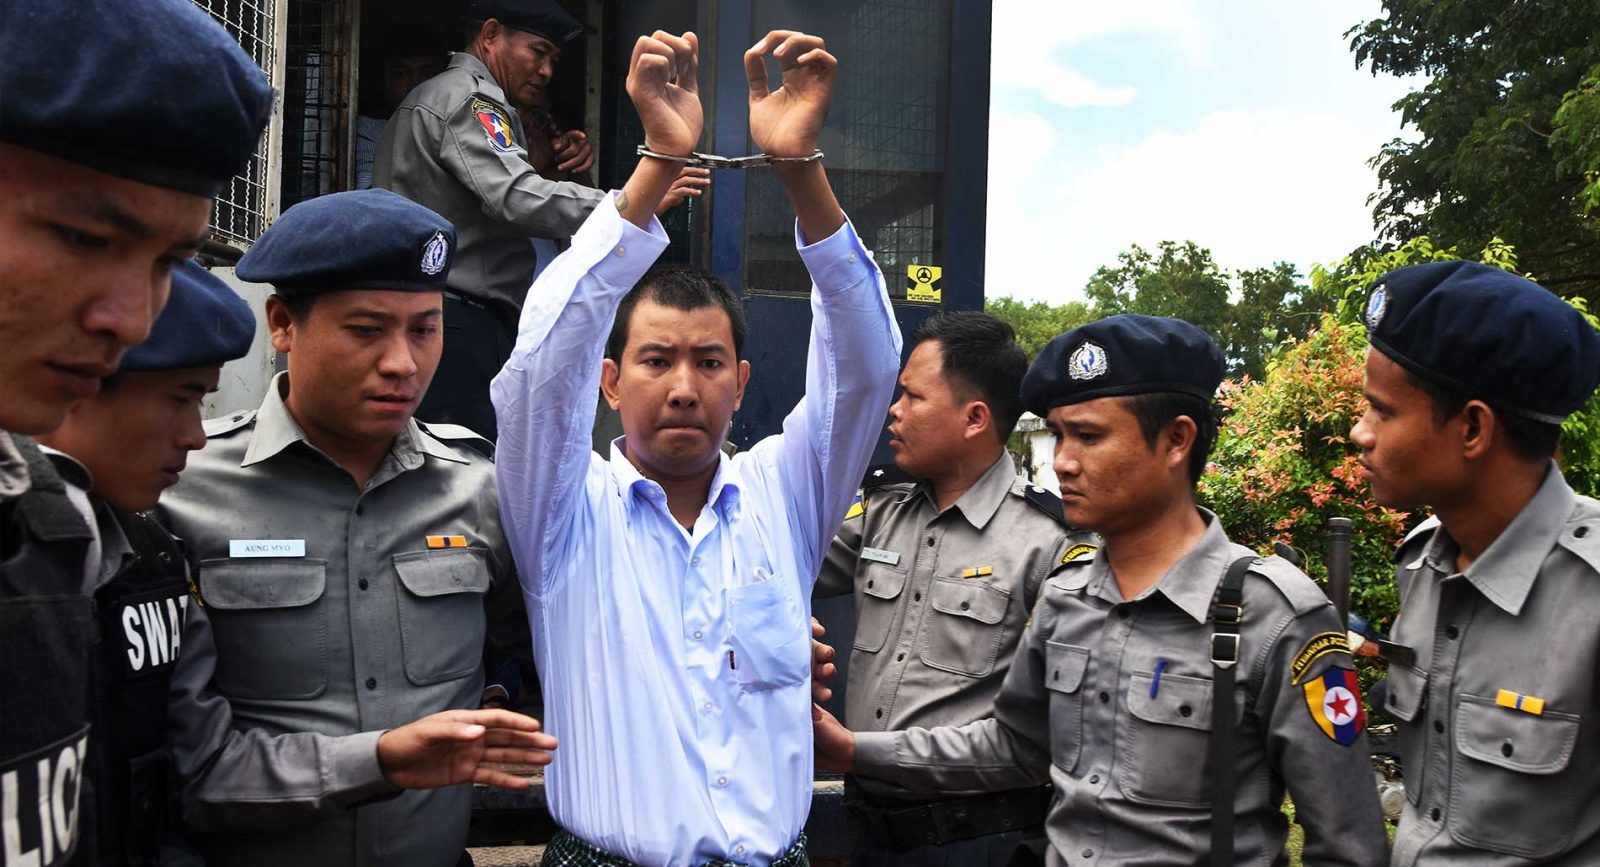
<box><xmin>191</xmin><ymin>0</ymin><xmax>281</xmax><ymax>246</ymax></box>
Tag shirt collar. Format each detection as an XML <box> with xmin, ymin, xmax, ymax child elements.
<box><xmin>36</xmin><ymin>444</ymin><xmax>94</xmax><ymax>491</ymax></box>
<box><xmin>1429</xmin><ymin>463</ymin><xmax>1577</xmax><ymax>616</ymax></box>
<box><xmin>241</xmin><ymin>372</ymin><xmax>452</xmax><ymax>471</ymax></box>
<box><xmin>1087</xmin><ymin>508</ymin><xmax>1233</xmax><ymax>624</ymax></box>
<box><xmin>942</xmin><ymin>452</ymin><xmax>1017</xmax><ymax>530</ymax></box>
<box><xmin>608</xmin><ymin>436</ymin><xmax>743</xmax><ymax>519</ymax></box>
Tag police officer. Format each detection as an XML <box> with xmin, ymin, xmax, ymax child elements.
<box><xmin>1349</xmin><ymin>262</ymin><xmax>1600</xmax><ymax>865</ymax></box>
<box><xmin>156</xmin><ymin>189</ymin><xmax>554</xmax><ymax>867</ymax></box>
<box><xmin>0</xmin><ymin>3</ymin><xmax>271</xmax><ymax>864</ymax></box>
<box><xmin>374</xmin><ymin>0</ymin><xmax>706</xmax><ymax>439</ymax></box>
<box><xmin>33</xmin><ymin>261</ymin><xmax>256</xmax><ymax>865</ymax></box>
<box><xmin>814</xmin><ymin>314</ymin><xmax>1389</xmax><ymax>866</ymax></box>
<box><xmin>814</xmin><ymin>311</ymin><xmax>1092</xmax><ymax>864</ymax></box>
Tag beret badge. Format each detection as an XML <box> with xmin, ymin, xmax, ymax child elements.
<box><xmin>420</xmin><ymin>230</ymin><xmax>450</xmax><ymax>276</ymax></box>
<box><xmin>1365</xmin><ymin>283</ymin><xmax>1388</xmax><ymax>329</ymax></box>
<box><xmin>1067</xmin><ymin>341</ymin><xmax>1108</xmax><ymax>381</ymax></box>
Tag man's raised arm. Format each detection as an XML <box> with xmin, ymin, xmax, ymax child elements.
<box><xmin>490</xmin><ymin>31</ymin><xmax>704</xmax><ymax>590</ymax></box>
<box><xmin>740</xmin><ymin>31</ymin><xmax>902</xmax><ymax>577</ymax></box>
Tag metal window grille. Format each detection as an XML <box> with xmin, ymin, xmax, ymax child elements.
<box><xmin>192</xmin><ymin>0</ymin><xmax>283</xmax><ymax>245</ymax></box>
<box><xmin>279</xmin><ymin>0</ymin><xmax>350</xmax><ymax>208</ymax></box>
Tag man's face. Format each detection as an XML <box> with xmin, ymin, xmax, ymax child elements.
<box><xmin>1046</xmin><ymin>397</ymin><xmax>1178</xmax><ymax>535</ymax></box>
<box><xmin>40</xmin><ymin>366</ymin><xmax>219</xmax><ymax>512</ymax></box>
<box><xmin>383</xmin><ymin>54</ymin><xmax>446</xmax><ymax>112</ymax></box>
<box><xmin>0</xmin><ymin>144</ymin><xmax>210</xmax><ymax>433</ymax></box>
<box><xmin>887</xmin><ymin>340</ymin><xmax>978</xmax><ymax>479</ymax></box>
<box><xmin>601</xmin><ymin>299</ymin><xmax>749</xmax><ymax>481</ymax></box>
<box><xmin>1350</xmin><ymin>347</ymin><xmax>1468</xmax><ymax>510</ymax></box>
<box><xmin>269</xmin><ymin>289</ymin><xmax>442</xmax><ymax>447</ymax></box>
<box><xmin>487</xmin><ymin>26</ymin><xmax>560</xmax><ymax>109</ymax></box>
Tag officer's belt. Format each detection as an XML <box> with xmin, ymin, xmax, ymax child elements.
<box><xmin>846</xmin><ymin>781</ymin><xmax>1050</xmax><ymax>851</ymax></box>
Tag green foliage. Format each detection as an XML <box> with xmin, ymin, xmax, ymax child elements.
<box><xmin>1553</xmin><ymin>63</ymin><xmax>1600</xmax><ymax>215</ymax></box>
<box><xmin>984</xmin><ymin>296</ymin><xmax>1093</xmax><ymax>360</ymax></box>
<box><xmin>1200</xmin><ymin>315</ymin><xmax>1409</xmax><ymax>630</ymax></box>
<box><xmin>1083</xmin><ymin>241</ymin><xmax>1318</xmax><ymax>380</ymax></box>
<box><xmin>1309</xmin><ymin>235</ymin><xmax>1521</xmax><ymax>324</ymax></box>
<box><xmin>1558</xmin><ymin>296</ymin><xmax>1600</xmax><ymax>497</ymax></box>
<box><xmin>1349</xmin><ymin>0</ymin><xmax>1600</xmax><ymax>303</ymax></box>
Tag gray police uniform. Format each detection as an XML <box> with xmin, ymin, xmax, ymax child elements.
<box><xmin>374</xmin><ymin>51</ymin><xmax>605</xmax><ymax>315</ymax></box>
<box><xmin>854</xmin><ymin>512</ymin><xmax>1390</xmax><ymax>866</ymax></box>
<box><xmin>816</xmin><ymin>453</ymin><xmax>1091</xmax><ymax>861</ymax></box>
<box><xmin>157</xmin><ymin>375</ymin><xmax>525</xmax><ymax>867</ymax></box>
<box><xmin>1386</xmin><ymin>465</ymin><xmax>1600</xmax><ymax>865</ymax></box>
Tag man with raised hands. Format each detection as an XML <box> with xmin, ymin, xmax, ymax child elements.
<box><xmin>492</xmin><ymin>28</ymin><xmax>901</xmax><ymax>867</ymax></box>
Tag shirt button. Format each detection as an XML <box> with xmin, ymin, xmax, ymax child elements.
<box><xmin>1430</xmin><ymin>807</ymin><xmax>1441</xmax><ymax>821</ymax></box>
<box><xmin>1434</xmin><ymin>720</ymin><xmax>1445</xmax><ymax>734</ymax></box>
<box><xmin>692</xmin><ymin>630</ymin><xmax>703</xmax><ymax>640</ymax></box>
<box><xmin>615</xmin><ymin>245</ymin><xmax>627</xmax><ymax>256</ymax></box>
<box><xmin>1116</xmin><ymin>607</ymin><xmax>1130</xmax><ymax>619</ymax></box>
<box><xmin>926</xmin><ymin>537</ymin><xmax>935</xmax><ymax>547</ymax></box>
<box><xmin>1098</xmin><ymin>691</ymin><xmax>1110</xmax><ymax>703</ymax></box>
<box><xmin>1089</xmin><ymin>774</ymin><xmax>1100</xmax><ymax>784</ymax></box>
<box><xmin>847</xmin><ymin>253</ymin><xmax>858</xmax><ymax>263</ymax></box>
<box><xmin>875</xmin><ymin>708</ymin><xmax>884</xmax><ymax>719</ymax></box>
<box><xmin>1082</xmin><ymin>850</ymin><xmax>1093</xmax><ymax>859</ymax></box>
<box><xmin>691</xmin><ymin>556</ymin><xmax>702</xmax><ymax>567</ymax></box>
<box><xmin>734</xmin><ymin>846</ymin><xmax>746</xmax><ymax>856</ymax></box>
<box><xmin>896</xmin><ymin>653</ymin><xmax>905</xmax><ymax>662</ymax></box>
<box><xmin>913</xmin><ymin>592</ymin><xmax>922</xmax><ymax>602</ymax></box>
<box><xmin>717</xmin><ymin>776</ymin><xmax>728</xmax><ymax>786</ymax></box>
<box><xmin>365</xmin><ymin>677</ymin><xmax>377</xmax><ymax>690</ymax></box>
<box><xmin>358</xmin><ymin>578</ymin><xmax>369</xmax><ymax>590</ymax></box>
<box><xmin>355</xmin><ymin>504</ymin><xmax>365</xmax><ymax>516</ymax></box>
<box><xmin>1444</xmin><ymin>625</ymin><xmax>1459</xmax><ymax>640</ymax></box>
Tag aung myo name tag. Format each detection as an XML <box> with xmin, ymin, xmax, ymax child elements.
<box><xmin>861</xmin><ymin>547</ymin><xmax>901</xmax><ymax>567</ymax></box>
<box><xmin>229</xmin><ymin>539</ymin><xmax>307</xmax><ymax>558</ymax></box>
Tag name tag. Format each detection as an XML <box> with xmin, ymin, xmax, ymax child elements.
<box><xmin>861</xmin><ymin>546</ymin><xmax>901</xmax><ymax>567</ymax></box>
<box><xmin>229</xmin><ymin>539</ymin><xmax>306</xmax><ymax>558</ymax></box>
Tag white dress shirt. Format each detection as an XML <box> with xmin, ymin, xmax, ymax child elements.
<box><xmin>491</xmin><ymin>197</ymin><xmax>900</xmax><ymax>866</ymax></box>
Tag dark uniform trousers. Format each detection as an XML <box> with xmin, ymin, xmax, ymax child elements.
<box><xmin>0</xmin><ymin>435</ymin><xmax>94</xmax><ymax>867</ymax></box>
<box><xmin>77</xmin><ymin>508</ymin><xmax>191</xmax><ymax>866</ymax></box>
<box><xmin>417</xmin><ymin>294</ymin><xmax>518</xmax><ymax>443</ymax></box>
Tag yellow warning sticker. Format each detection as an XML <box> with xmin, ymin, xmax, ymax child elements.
<box><xmin>907</xmin><ymin>264</ymin><xmax>943</xmax><ymax>303</ymax></box>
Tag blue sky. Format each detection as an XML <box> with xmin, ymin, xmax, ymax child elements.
<box><xmin>986</xmin><ymin>0</ymin><xmax>1418</xmax><ymax>303</ymax></box>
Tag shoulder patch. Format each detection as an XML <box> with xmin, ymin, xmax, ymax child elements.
<box><xmin>470</xmin><ymin>97</ymin><xmax>517</xmax><ymax>153</ymax></box>
<box><xmin>862</xmin><ymin>463</ymin><xmax>916</xmax><ymax>489</ymax></box>
<box><xmin>418</xmin><ymin>422</ymin><xmax>494</xmax><ymax>460</ymax></box>
<box><xmin>1248</xmin><ymin>554</ymin><xmax>1334</xmax><ymax>616</ymax></box>
<box><xmin>203</xmin><ymin>410</ymin><xmax>256</xmax><ymax>438</ymax></box>
<box><xmin>1061</xmin><ymin>542</ymin><xmax>1098</xmax><ymax>565</ymax></box>
<box><xmin>1019</xmin><ymin>481</ymin><xmax>1069</xmax><ymax>528</ymax></box>
<box><xmin>1289</xmin><ymin>630</ymin><xmax>1352</xmax><ymax>685</ymax></box>
<box><xmin>1302</xmin><ymin>666</ymin><xmax>1365</xmax><ymax>745</ymax></box>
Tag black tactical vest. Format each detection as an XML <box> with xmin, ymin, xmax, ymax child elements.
<box><xmin>0</xmin><ymin>435</ymin><xmax>94</xmax><ymax>867</ymax></box>
<box><xmin>76</xmin><ymin>508</ymin><xmax>190</xmax><ymax>866</ymax></box>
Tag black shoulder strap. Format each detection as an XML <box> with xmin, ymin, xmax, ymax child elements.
<box><xmin>1207</xmin><ymin>555</ymin><xmax>1255</xmax><ymax>867</ymax></box>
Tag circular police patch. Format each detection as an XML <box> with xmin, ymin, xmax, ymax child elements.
<box><xmin>1067</xmin><ymin>341</ymin><xmax>1108</xmax><ymax>381</ymax></box>
<box><xmin>1365</xmin><ymin>283</ymin><xmax>1388</xmax><ymax>329</ymax></box>
<box><xmin>420</xmin><ymin>230</ymin><xmax>449</xmax><ymax>276</ymax></box>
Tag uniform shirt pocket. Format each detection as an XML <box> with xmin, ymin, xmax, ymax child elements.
<box><xmin>1447</xmin><ymin>693</ymin><xmax>1582</xmax><ymax>859</ymax></box>
<box><xmin>727</xmin><ymin>571</ymin><xmax>809</xmax><ymax>692</ymax></box>
<box><xmin>393</xmin><ymin>548</ymin><xmax>492</xmax><ymax>686</ymax></box>
<box><xmin>852</xmin><ymin>562</ymin><xmax>908</xmax><ymax>653</ymax></box>
<box><xmin>920</xmin><ymin>577</ymin><xmax>1011</xmax><ymax>677</ymax></box>
<box><xmin>199</xmin><ymin>558</ymin><xmax>329</xmax><ymax>700</ymax></box>
<box><xmin>1044</xmin><ymin>641</ymin><xmax>1090</xmax><ymax>773</ymax></box>
<box><xmin>1121</xmin><ymin>671</ymin><xmax>1214</xmax><ymax>807</ymax></box>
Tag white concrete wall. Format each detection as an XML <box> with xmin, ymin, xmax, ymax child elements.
<box><xmin>201</xmin><ymin>267</ymin><xmax>278</xmax><ymax>420</ymax></box>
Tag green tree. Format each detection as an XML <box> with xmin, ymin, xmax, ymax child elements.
<box><xmin>983</xmin><ymin>296</ymin><xmax>1093</xmax><ymax>360</ymax></box>
<box><xmin>1083</xmin><ymin>241</ymin><xmax>1319</xmax><ymax>380</ymax></box>
<box><xmin>1349</xmin><ymin>0</ymin><xmax>1600</xmax><ymax>302</ymax></box>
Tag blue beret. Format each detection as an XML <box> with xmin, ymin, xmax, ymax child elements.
<box><xmin>236</xmin><ymin>190</ymin><xmax>456</xmax><ymax>296</ymax></box>
<box><xmin>1022</xmin><ymin>314</ymin><xmax>1225</xmax><ymax>415</ymax></box>
<box><xmin>1364</xmin><ymin>261</ymin><xmax>1600</xmax><ymax>424</ymax></box>
<box><xmin>121</xmin><ymin>261</ymin><xmax>255</xmax><ymax>372</ymax></box>
<box><xmin>468</xmin><ymin>0</ymin><xmax>587</xmax><ymax>42</ymax></box>
<box><xmin>0</xmin><ymin>0</ymin><xmax>273</xmax><ymax>198</ymax></box>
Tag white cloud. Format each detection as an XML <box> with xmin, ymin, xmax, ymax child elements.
<box><xmin>985</xmin><ymin>108</ymin><xmax>1391</xmax><ymax>303</ymax></box>
<box><xmin>991</xmin><ymin>0</ymin><xmax>1208</xmax><ymax>108</ymax></box>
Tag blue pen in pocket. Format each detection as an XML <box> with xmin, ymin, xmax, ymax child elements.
<box><xmin>1150</xmin><ymin>658</ymin><xmax>1168</xmax><ymax>698</ymax></box>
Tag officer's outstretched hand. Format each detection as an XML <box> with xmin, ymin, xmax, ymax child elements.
<box><xmin>745</xmin><ymin>31</ymin><xmax>835</xmax><ymax>157</ymax></box>
<box><xmin>811</xmin><ymin>616</ymin><xmax>837</xmax><ymax>703</ymax></box>
<box><xmin>812</xmin><ymin>703</ymin><xmax>855</xmax><ymax>773</ymax></box>
<box><xmin>627</xmin><ymin>31</ymin><xmax>703</xmax><ymax>158</ymax></box>
<box><xmin>376</xmin><ymin>709</ymin><xmax>558</xmax><ymax>790</ymax></box>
